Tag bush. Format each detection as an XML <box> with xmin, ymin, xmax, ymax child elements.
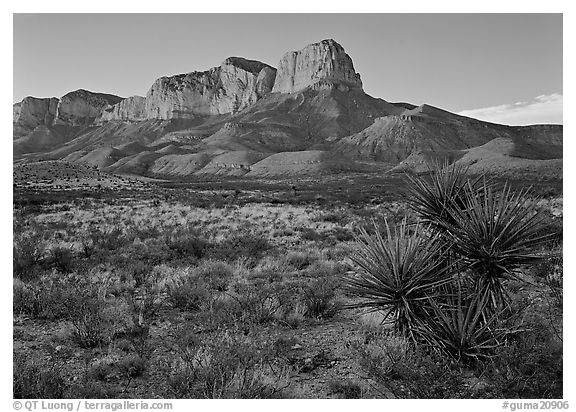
<box><xmin>228</xmin><ymin>282</ymin><xmax>283</xmax><ymax>325</ymax></box>
<box><xmin>480</xmin><ymin>320</ymin><xmax>563</xmax><ymax>398</ymax></box>
<box><xmin>168</xmin><ymin>330</ymin><xmax>292</xmax><ymax>398</ymax></box>
<box><xmin>328</xmin><ymin>379</ymin><xmax>363</xmax><ymax>398</ymax></box>
<box><xmin>165</xmin><ymin>270</ymin><xmax>212</xmax><ymax>311</ymax></box>
<box><xmin>195</xmin><ymin>260</ymin><xmax>234</xmax><ymax>292</ymax></box>
<box><xmin>13</xmin><ymin>354</ymin><xmax>66</xmax><ymax>399</ymax></box>
<box><xmin>208</xmin><ymin>233</ymin><xmax>272</xmax><ymax>264</ymax></box>
<box><xmin>14</xmin><ymin>275</ymin><xmax>77</xmax><ymax>320</ymax></box>
<box><xmin>13</xmin><ymin>228</ymin><xmax>45</xmax><ymax>280</ymax></box>
<box><xmin>61</xmin><ymin>273</ymin><xmax>129</xmax><ymax>348</ymax></box>
<box><xmin>165</xmin><ymin>227</ymin><xmax>211</xmax><ymax>261</ymax></box>
<box><xmin>299</xmin><ymin>228</ymin><xmax>327</xmax><ymax>242</ymax></box>
<box><xmin>284</xmin><ymin>250</ymin><xmax>318</xmax><ymax>270</ymax></box>
<box><xmin>350</xmin><ymin>332</ymin><xmax>467</xmax><ymax>398</ymax></box>
<box><xmin>67</xmin><ymin>381</ymin><xmax>119</xmax><ymax>399</ymax></box>
<box><xmin>48</xmin><ymin>246</ymin><xmax>75</xmax><ymax>273</ymax></box>
<box><xmin>300</xmin><ymin>277</ymin><xmax>340</xmax><ymax>319</ymax></box>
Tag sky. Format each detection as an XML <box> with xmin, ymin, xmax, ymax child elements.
<box><xmin>13</xmin><ymin>13</ymin><xmax>562</xmax><ymax>125</ymax></box>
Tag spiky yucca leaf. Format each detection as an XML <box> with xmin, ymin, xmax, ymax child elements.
<box><xmin>345</xmin><ymin>219</ymin><xmax>455</xmax><ymax>338</ymax></box>
<box><xmin>440</xmin><ymin>181</ymin><xmax>552</xmax><ymax>308</ymax></box>
<box><xmin>415</xmin><ymin>283</ymin><xmax>509</xmax><ymax>362</ymax></box>
<box><xmin>405</xmin><ymin>162</ymin><xmax>479</xmax><ymax>230</ymax></box>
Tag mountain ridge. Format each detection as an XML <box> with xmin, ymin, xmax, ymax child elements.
<box><xmin>13</xmin><ymin>39</ymin><xmax>562</xmax><ymax>178</ymax></box>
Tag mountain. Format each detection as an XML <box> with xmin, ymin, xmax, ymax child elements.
<box><xmin>13</xmin><ymin>39</ymin><xmax>562</xmax><ymax>179</ymax></box>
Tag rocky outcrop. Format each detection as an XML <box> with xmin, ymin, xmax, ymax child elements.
<box><xmin>272</xmin><ymin>39</ymin><xmax>362</xmax><ymax>94</ymax></box>
<box><xmin>54</xmin><ymin>89</ymin><xmax>123</xmax><ymax>126</ymax></box>
<box><xmin>144</xmin><ymin>57</ymin><xmax>277</xmax><ymax>119</ymax></box>
<box><xmin>13</xmin><ymin>97</ymin><xmax>59</xmax><ymax>129</ymax></box>
<box><xmin>99</xmin><ymin>96</ymin><xmax>147</xmax><ymax>122</ymax></box>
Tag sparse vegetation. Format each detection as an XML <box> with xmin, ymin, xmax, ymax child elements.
<box><xmin>13</xmin><ymin>168</ymin><xmax>562</xmax><ymax>398</ymax></box>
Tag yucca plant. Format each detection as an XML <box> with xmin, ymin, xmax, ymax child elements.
<box><xmin>440</xmin><ymin>180</ymin><xmax>552</xmax><ymax>310</ymax></box>
<box><xmin>345</xmin><ymin>219</ymin><xmax>455</xmax><ymax>339</ymax></box>
<box><xmin>405</xmin><ymin>162</ymin><xmax>479</xmax><ymax>231</ymax></box>
<box><xmin>415</xmin><ymin>282</ymin><xmax>510</xmax><ymax>363</ymax></box>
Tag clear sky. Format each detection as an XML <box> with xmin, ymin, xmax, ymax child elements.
<box><xmin>13</xmin><ymin>13</ymin><xmax>562</xmax><ymax>125</ymax></box>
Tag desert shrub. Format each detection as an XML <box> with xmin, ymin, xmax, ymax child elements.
<box><xmin>168</xmin><ymin>329</ymin><xmax>292</xmax><ymax>398</ymax></box>
<box><xmin>47</xmin><ymin>245</ymin><xmax>75</xmax><ymax>273</ymax></box>
<box><xmin>305</xmin><ymin>260</ymin><xmax>346</xmax><ymax>278</ymax></box>
<box><xmin>14</xmin><ymin>278</ymin><xmax>44</xmax><ymax>317</ymax></box>
<box><xmin>228</xmin><ymin>282</ymin><xmax>283</xmax><ymax>325</ymax></box>
<box><xmin>13</xmin><ymin>354</ymin><xmax>66</xmax><ymax>399</ymax></box>
<box><xmin>13</xmin><ymin>228</ymin><xmax>45</xmax><ymax>280</ymax></box>
<box><xmin>67</xmin><ymin>381</ymin><xmax>119</xmax><ymax>399</ymax></box>
<box><xmin>86</xmin><ymin>361</ymin><xmax>116</xmax><ymax>382</ymax></box>
<box><xmin>61</xmin><ymin>273</ymin><xmax>130</xmax><ymax>348</ymax></box>
<box><xmin>327</xmin><ymin>378</ymin><xmax>364</xmax><ymax>398</ymax></box>
<box><xmin>87</xmin><ymin>355</ymin><xmax>146</xmax><ymax>382</ymax></box>
<box><xmin>532</xmin><ymin>253</ymin><xmax>563</xmax><ymax>309</ymax></box>
<box><xmin>300</xmin><ymin>277</ymin><xmax>341</xmax><ymax>319</ymax></box>
<box><xmin>331</xmin><ymin>227</ymin><xmax>354</xmax><ymax>242</ymax></box>
<box><xmin>194</xmin><ymin>260</ymin><xmax>234</xmax><ymax>292</ymax></box>
<box><xmin>13</xmin><ymin>278</ymin><xmax>55</xmax><ymax>319</ymax></box>
<box><xmin>317</xmin><ymin>210</ymin><xmax>350</xmax><ymax>225</ymax></box>
<box><xmin>86</xmin><ymin>227</ymin><xmax>129</xmax><ymax>252</ymax></box>
<box><xmin>68</xmin><ymin>297</ymin><xmax>108</xmax><ymax>348</ymax></box>
<box><xmin>479</xmin><ymin>319</ymin><xmax>563</xmax><ymax>398</ymax></box>
<box><xmin>165</xmin><ymin>270</ymin><xmax>212</xmax><ymax>312</ymax></box>
<box><xmin>284</xmin><ymin>250</ymin><xmax>318</xmax><ymax>270</ymax></box>
<box><xmin>165</xmin><ymin>227</ymin><xmax>211</xmax><ymax>261</ymax></box>
<box><xmin>127</xmin><ymin>238</ymin><xmax>173</xmax><ymax>266</ymax></box>
<box><xmin>250</xmin><ymin>257</ymin><xmax>289</xmax><ymax>283</ymax></box>
<box><xmin>117</xmin><ymin>355</ymin><xmax>146</xmax><ymax>378</ymax></box>
<box><xmin>208</xmin><ymin>233</ymin><xmax>272</xmax><ymax>263</ymax></box>
<box><xmin>119</xmin><ymin>259</ymin><xmax>149</xmax><ymax>287</ymax></box>
<box><xmin>13</xmin><ymin>274</ymin><xmax>84</xmax><ymax>320</ymax></box>
<box><xmin>350</xmin><ymin>332</ymin><xmax>467</xmax><ymax>398</ymax></box>
<box><xmin>299</xmin><ymin>227</ymin><xmax>328</xmax><ymax>242</ymax></box>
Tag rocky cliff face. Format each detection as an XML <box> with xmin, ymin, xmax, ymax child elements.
<box><xmin>272</xmin><ymin>39</ymin><xmax>362</xmax><ymax>94</ymax></box>
<box><xmin>144</xmin><ymin>57</ymin><xmax>277</xmax><ymax>119</ymax></box>
<box><xmin>54</xmin><ymin>89</ymin><xmax>123</xmax><ymax>126</ymax></box>
<box><xmin>13</xmin><ymin>97</ymin><xmax>59</xmax><ymax>129</ymax></box>
<box><xmin>99</xmin><ymin>96</ymin><xmax>147</xmax><ymax>123</ymax></box>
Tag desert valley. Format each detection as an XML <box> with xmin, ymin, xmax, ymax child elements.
<box><xmin>13</xmin><ymin>38</ymin><xmax>563</xmax><ymax>399</ymax></box>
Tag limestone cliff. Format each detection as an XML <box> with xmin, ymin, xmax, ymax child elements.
<box><xmin>99</xmin><ymin>96</ymin><xmax>147</xmax><ymax>122</ymax></box>
<box><xmin>144</xmin><ymin>57</ymin><xmax>276</xmax><ymax>119</ymax></box>
<box><xmin>13</xmin><ymin>97</ymin><xmax>59</xmax><ymax>129</ymax></box>
<box><xmin>54</xmin><ymin>89</ymin><xmax>123</xmax><ymax>126</ymax></box>
<box><xmin>272</xmin><ymin>39</ymin><xmax>362</xmax><ymax>93</ymax></box>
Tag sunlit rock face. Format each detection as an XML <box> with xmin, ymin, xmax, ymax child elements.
<box><xmin>13</xmin><ymin>97</ymin><xmax>59</xmax><ymax>129</ymax></box>
<box><xmin>144</xmin><ymin>57</ymin><xmax>277</xmax><ymax>119</ymax></box>
<box><xmin>99</xmin><ymin>96</ymin><xmax>147</xmax><ymax>122</ymax></box>
<box><xmin>54</xmin><ymin>89</ymin><xmax>123</xmax><ymax>126</ymax></box>
<box><xmin>272</xmin><ymin>39</ymin><xmax>363</xmax><ymax>94</ymax></box>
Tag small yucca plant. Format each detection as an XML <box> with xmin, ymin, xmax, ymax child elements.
<box><xmin>345</xmin><ymin>219</ymin><xmax>454</xmax><ymax>338</ymax></box>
